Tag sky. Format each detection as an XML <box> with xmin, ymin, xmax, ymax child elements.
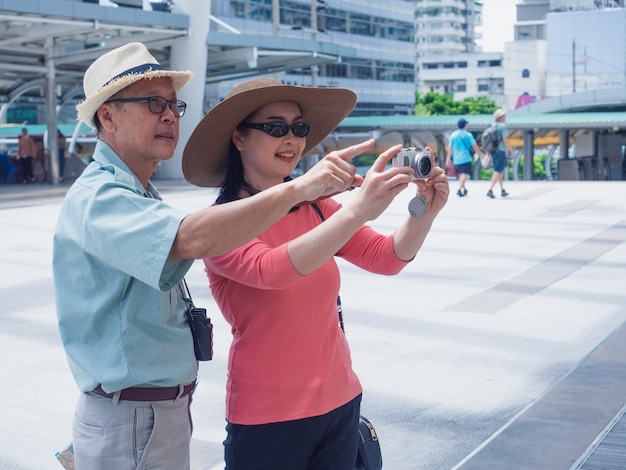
<box><xmin>478</xmin><ymin>0</ymin><xmax>517</xmax><ymax>52</ymax></box>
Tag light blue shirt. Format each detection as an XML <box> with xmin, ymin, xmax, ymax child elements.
<box><xmin>496</xmin><ymin>122</ymin><xmax>509</xmax><ymax>152</ymax></box>
<box><xmin>449</xmin><ymin>128</ymin><xmax>476</xmax><ymax>165</ymax></box>
<box><xmin>53</xmin><ymin>140</ymin><xmax>196</xmax><ymax>393</ymax></box>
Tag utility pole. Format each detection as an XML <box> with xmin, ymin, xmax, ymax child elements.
<box><xmin>582</xmin><ymin>46</ymin><xmax>587</xmax><ymax>74</ymax></box>
<box><xmin>572</xmin><ymin>39</ymin><xmax>576</xmax><ymax>93</ymax></box>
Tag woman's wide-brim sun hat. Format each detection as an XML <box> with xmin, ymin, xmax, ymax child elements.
<box><xmin>182</xmin><ymin>77</ymin><xmax>357</xmax><ymax>188</ymax></box>
<box><xmin>76</xmin><ymin>42</ymin><xmax>193</xmax><ymax>129</ymax></box>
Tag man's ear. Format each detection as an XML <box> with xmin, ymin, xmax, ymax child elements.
<box><xmin>97</xmin><ymin>104</ymin><xmax>116</xmax><ymax>133</ymax></box>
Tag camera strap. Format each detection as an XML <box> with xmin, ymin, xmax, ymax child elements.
<box><xmin>176</xmin><ymin>278</ymin><xmax>214</xmax><ymax>362</ymax></box>
<box><xmin>175</xmin><ymin>278</ymin><xmax>195</xmax><ymax>311</ymax></box>
<box><xmin>311</xmin><ymin>203</ymin><xmax>345</xmax><ymax>333</ymax></box>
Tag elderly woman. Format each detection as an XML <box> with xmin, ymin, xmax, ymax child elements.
<box><xmin>182</xmin><ymin>78</ymin><xmax>449</xmax><ymax>470</ymax></box>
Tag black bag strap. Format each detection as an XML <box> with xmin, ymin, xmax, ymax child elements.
<box><xmin>311</xmin><ymin>203</ymin><xmax>345</xmax><ymax>333</ymax></box>
<box><xmin>175</xmin><ymin>278</ymin><xmax>195</xmax><ymax>312</ymax></box>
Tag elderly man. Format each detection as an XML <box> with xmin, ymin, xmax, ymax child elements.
<box><xmin>53</xmin><ymin>42</ymin><xmax>366</xmax><ymax>469</ymax></box>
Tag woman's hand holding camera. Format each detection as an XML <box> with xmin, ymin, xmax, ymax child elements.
<box><xmin>345</xmin><ymin>144</ymin><xmax>415</xmax><ymax>223</ymax></box>
<box><xmin>411</xmin><ymin>148</ymin><xmax>450</xmax><ymax>219</ymax></box>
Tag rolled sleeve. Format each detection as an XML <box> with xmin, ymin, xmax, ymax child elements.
<box><xmin>83</xmin><ymin>182</ymin><xmax>191</xmax><ymax>289</ymax></box>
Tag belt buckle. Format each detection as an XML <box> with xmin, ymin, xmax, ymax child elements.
<box><xmin>174</xmin><ymin>379</ymin><xmax>197</xmax><ymax>400</ymax></box>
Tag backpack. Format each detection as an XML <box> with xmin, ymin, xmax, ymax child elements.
<box><xmin>480</xmin><ymin>124</ymin><xmax>499</xmax><ymax>153</ymax></box>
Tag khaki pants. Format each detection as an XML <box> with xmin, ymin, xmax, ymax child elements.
<box><xmin>73</xmin><ymin>391</ymin><xmax>193</xmax><ymax>469</ymax></box>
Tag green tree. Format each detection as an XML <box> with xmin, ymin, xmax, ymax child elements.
<box><xmin>414</xmin><ymin>103</ymin><xmax>431</xmax><ymax>116</ymax></box>
<box><xmin>415</xmin><ymin>92</ymin><xmax>498</xmax><ymax>116</ymax></box>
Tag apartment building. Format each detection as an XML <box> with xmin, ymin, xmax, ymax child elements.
<box><xmin>415</xmin><ymin>0</ymin><xmax>508</xmax><ymax>108</ymax></box>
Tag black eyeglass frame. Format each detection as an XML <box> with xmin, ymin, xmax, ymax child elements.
<box><xmin>104</xmin><ymin>96</ymin><xmax>187</xmax><ymax>117</ymax></box>
<box><xmin>239</xmin><ymin>121</ymin><xmax>310</xmax><ymax>138</ymax></box>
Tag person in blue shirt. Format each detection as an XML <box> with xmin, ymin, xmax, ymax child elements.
<box><xmin>446</xmin><ymin>118</ymin><xmax>485</xmax><ymax>197</ymax></box>
<box><xmin>52</xmin><ymin>42</ymin><xmax>368</xmax><ymax>470</ymax></box>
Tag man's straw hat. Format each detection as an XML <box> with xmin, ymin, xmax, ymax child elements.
<box><xmin>76</xmin><ymin>42</ymin><xmax>193</xmax><ymax>129</ymax></box>
<box><xmin>182</xmin><ymin>77</ymin><xmax>357</xmax><ymax>188</ymax></box>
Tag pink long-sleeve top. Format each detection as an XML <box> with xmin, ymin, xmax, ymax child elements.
<box><xmin>204</xmin><ymin>198</ymin><xmax>409</xmax><ymax>425</ymax></box>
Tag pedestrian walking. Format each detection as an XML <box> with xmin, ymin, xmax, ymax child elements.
<box><xmin>486</xmin><ymin>109</ymin><xmax>514</xmax><ymax>198</ymax></box>
<box><xmin>17</xmin><ymin>127</ymin><xmax>36</xmax><ymax>183</ymax></box>
<box><xmin>57</xmin><ymin>128</ymin><xmax>67</xmax><ymax>182</ymax></box>
<box><xmin>446</xmin><ymin>118</ymin><xmax>484</xmax><ymax>197</ymax></box>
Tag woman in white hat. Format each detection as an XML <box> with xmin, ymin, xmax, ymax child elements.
<box><xmin>183</xmin><ymin>78</ymin><xmax>449</xmax><ymax>469</ymax></box>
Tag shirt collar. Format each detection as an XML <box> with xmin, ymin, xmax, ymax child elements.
<box><xmin>92</xmin><ymin>140</ymin><xmax>162</xmax><ymax>200</ymax></box>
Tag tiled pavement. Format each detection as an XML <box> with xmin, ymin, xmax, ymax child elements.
<box><xmin>1</xmin><ymin>177</ymin><xmax>625</xmax><ymax>469</ymax></box>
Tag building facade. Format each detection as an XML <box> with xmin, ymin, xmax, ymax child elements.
<box><xmin>414</xmin><ymin>0</ymin><xmax>508</xmax><ymax>108</ymax></box>
<box><xmin>502</xmin><ymin>0</ymin><xmax>626</xmax><ymax>110</ymax></box>
<box><xmin>416</xmin><ymin>0</ymin><xmax>626</xmax><ymax>111</ymax></box>
<box><xmin>208</xmin><ymin>0</ymin><xmax>417</xmax><ymax>116</ymax></box>
<box><xmin>545</xmin><ymin>7</ymin><xmax>626</xmax><ymax>96</ymax></box>
<box><xmin>415</xmin><ymin>0</ymin><xmax>481</xmax><ymax>56</ymax></box>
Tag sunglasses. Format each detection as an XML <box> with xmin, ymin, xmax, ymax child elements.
<box><xmin>239</xmin><ymin>121</ymin><xmax>310</xmax><ymax>138</ymax></box>
<box><xmin>105</xmin><ymin>96</ymin><xmax>187</xmax><ymax>118</ymax></box>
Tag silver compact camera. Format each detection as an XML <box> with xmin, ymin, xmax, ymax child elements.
<box><xmin>391</xmin><ymin>147</ymin><xmax>433</xmax><ymax>180</ymax></box>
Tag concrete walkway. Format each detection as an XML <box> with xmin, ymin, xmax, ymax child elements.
<box><xmin>0</xmin><ymin>177</ymin><xmax>624</xmax><ymax>469</ymax></box>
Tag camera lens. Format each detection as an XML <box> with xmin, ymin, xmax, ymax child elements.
<box><xmin>417</xmin><ymin>155</ymin><xmax>432</xmax><ymax>178</ymax></box>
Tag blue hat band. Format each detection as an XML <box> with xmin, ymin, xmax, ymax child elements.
<box><xmin>103</xmin><ymin>63</ymin><xmax>164</xmax><ymax>88</ymax></box>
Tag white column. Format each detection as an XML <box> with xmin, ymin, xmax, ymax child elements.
<box><xmin>156</xmin><ymin>0</ymin><xmax>210</xmax><ymax>180</ymax></box>
<box><xmin>46</xmin><ymin>39</ymin><xmax>60</xmax><ymax>184</ymax></box>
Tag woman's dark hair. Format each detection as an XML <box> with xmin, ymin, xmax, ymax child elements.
<box><xmin>216</xmin><ymin>142</ymin><xmax>245</xmax><ymax>204</ymax></box>
<box><xmin>216</xmin><ymin>138</ymin><xmax>294</xmax><ymax>205</ymax></box>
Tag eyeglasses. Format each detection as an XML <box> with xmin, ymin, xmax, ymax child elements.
<box><xmin>239</xmin><ymin>121</ymin><xmax>310</xmax><ymax>138</ymax></box>
<box><xmin>105</xmin><ymin>96</ymin><xmax>187</xmax><ymax>118</ymax></box>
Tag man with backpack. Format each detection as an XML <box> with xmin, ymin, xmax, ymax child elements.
<box><xmin>446</xmin><ymin>118</ymin><xmax>485</xmax><ymax>197</ymax></box>
<box><xmin>485</xmin><ymin>109</ymin><xmax>514</xmax><ymax>198</ymax></box>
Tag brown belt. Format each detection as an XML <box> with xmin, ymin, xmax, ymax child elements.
<box><xmin>92</xmin><ymin>381</ymin><xmax>196</xmax><ymax>401</ymax></box>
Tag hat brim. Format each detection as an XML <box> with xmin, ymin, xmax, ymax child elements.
<box><xmin>182</xmin><ymin>84</ymin><xmax>357</xmax><ymax>187</ymax></box>
<box><xmin>76</xmin><ymin>69</ymin><xmax>193</xmax><ymax>129</ymax></box>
